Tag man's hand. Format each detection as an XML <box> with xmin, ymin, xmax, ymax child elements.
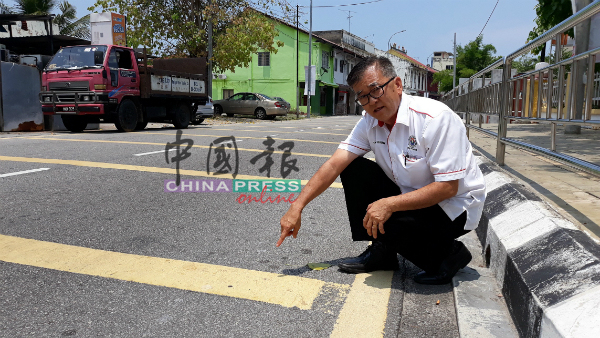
<box><xmin>277</xmin><ymin>205</ymin><xmax>302</xmax><ymax>247</ymax></box>
<box><xmin>363</xmin><ymin>198</ymin><xmax>394</xmax><ymax>239</ymax></box>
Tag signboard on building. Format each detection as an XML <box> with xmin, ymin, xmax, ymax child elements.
<box><xmin>90</xmin><ymin>12</ymin><xmax>127</xmax><ymax>46</ymax></box>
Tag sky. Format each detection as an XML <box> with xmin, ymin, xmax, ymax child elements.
<box><xmin>20</xmin><ymin>0</ymin><xmax>540</xmax><ymax>65</ymax></box>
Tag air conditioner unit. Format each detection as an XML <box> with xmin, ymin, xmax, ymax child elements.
<box><xmin>218</xmin><ymin>74</ymin><xmax>227</xmax><ymax>80</ymax></box>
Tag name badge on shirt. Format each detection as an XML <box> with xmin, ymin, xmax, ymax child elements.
<box><xmin>407</xmin><ymin>135</ymin><xmax>417</xmax><ymax>151</ymax></box>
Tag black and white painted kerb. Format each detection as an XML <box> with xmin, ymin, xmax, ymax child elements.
<box><xmin>473</xmin><ymin>152</ymin><xmax>600</xmax><ymax>338</ymax></box>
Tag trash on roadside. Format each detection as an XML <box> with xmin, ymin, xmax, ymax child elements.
<box><xmin>436</xmin><ymin>300</ymin><xmax>440</xmax><ymax>305</ymax></box>
<box><xmin>307</xmin><ymin>263</ymin><xmax>331</xmax><ymax>271</ymax></box>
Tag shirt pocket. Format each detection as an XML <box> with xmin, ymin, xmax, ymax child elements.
<box><xmin>397</xmin><ymin>154</ymin><xmax>433</xmax><ymax>189</ymax></box>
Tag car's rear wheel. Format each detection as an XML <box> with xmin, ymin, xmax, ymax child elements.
<box><xmin>255</xmin><ymin>108</ymin><xmax>267</xmax><ymax>120</ymax></box>
<box><xmin>61</xmin><ymin>115</ymin><xmax>88</xmax><ymax>132</ymax></box>
<box><xmin>214</xmin><ymin>105</ymin><xmax>223</xmax><ymax>116</ymax></box>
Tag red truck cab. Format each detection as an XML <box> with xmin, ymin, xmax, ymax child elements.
<box><xmin>40</xmin><ymin>44</ymin><xmax>207</xmax><ymax>132</ymax></box>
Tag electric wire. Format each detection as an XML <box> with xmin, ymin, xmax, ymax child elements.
<box><xmin>477</xmin><ymin>0</ymin><xmax>500</xmax><ymax>38</ymax></box>
<box><xmin>300</xmin><ymin>0</ymin><xmax>384</xmax><ymax>8</ymax></box>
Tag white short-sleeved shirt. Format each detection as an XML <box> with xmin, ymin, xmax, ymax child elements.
<box><xmin>338</xmin><ymin>94</ymin><xmax>486</xmax><ymax>230</ymax></box>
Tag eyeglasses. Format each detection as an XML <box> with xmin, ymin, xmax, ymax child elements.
<box><xmin>355</xmin><ymin>77</ymin><xmax>395</xmax><ymax>106</ymax></box>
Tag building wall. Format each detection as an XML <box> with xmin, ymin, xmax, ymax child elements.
<box><xmin>0</xmin><ymin>20</ymin><xmax>60</xmax><ymax>38</ymax></box>
<box><xmin>212</xmin><ymin>19</ymin><xmax>336</xmax><ymax>115</ymax></box>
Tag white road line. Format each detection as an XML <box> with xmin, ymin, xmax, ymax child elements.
<box><xmin>0</xmin><ymin>168</ymin><xmax>50</xmax><ymax>178</ymax></box>
<box><xmin>134</xmin><ymin>149</ymin><xmax>176</xmax><ymax>156</ymax></box>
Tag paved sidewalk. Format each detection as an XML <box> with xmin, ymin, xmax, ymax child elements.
<box><xmin>467</xmin><ymin>122</ymin><xmax>600</xmax><ymax>241</ymax></box>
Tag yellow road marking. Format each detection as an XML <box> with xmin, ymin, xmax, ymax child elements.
<box><xmin>23</xmin><ymin>137</ymin><xmax>333</xmax><ymax>158</ymax></box>
<box><xmin>208</xmin><ymin>128</ymin><xmax>349</xmax><ymax>136</ymax></box>
<box><xmin>330</xmin><ymin>271</ymin><xmax>394</xmax><ymax>338</ymax></box>
<box><xmin>0</xmin><ymin>155</ymin><xmax>344</xmax><ymax>189</ymax></box>
<box><xmin>0</xmin><ymin>234</ymin><xmax>348</xmax><ymax>310</ymax></box>
<box><xmin>138</xmin><ymin>132</ymin><xmax>341</xmax><ymax>145</ymax></box>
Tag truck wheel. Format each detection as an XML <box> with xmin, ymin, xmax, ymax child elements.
<box><xmin>255</xmin><ymin>108</ymin><xmax>267</xmax><ymax>120</ymax></box>
<box><xmin>61</xmin><ymin>115</ymin><xmax>87</xmax><ymax>132</ymax></box>
<box><xmin>115</xmin><ymin>99</ymin><xmax>139</xmax><ymax>132</ymax></box>
<box><xmin>135</xmin><ymin>122</ymin><xmax>148</xmax><ymax>130</ymax></box>
<box><xmin>172</xmin><ymin>103</ymin><xmax>190</xmax><ymax>129</ymax></box>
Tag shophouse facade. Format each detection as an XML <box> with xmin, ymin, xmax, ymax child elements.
<box><xmin>388</xmin><ymin>44</ymin><xmax>439</xmax><ymax>99</ymax></box>
<box><xmin>212</xmin><ymin>13</ymin><xmax>342</xmax><ymax>115</ymax></box>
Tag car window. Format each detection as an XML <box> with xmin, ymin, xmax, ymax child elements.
<box><xmin>245</xmin><ymin>94</ymin><xmax>258</xmax><ymax>101</ymax></box>
<box><xmin>259</xmin><ymin>94</ymin><xmax>273</xmax><ymax>100</ymax></box>
<box><xmin>229</xmin><ymin>93</ymin><xmax>244</xmax><ymax>101</ymax></box>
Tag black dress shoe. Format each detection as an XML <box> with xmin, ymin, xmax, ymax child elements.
<box><xmin>413</xmin><ymin>241</ymin><xmax>472</xmax><ymax>285</ymax></box>
<box><xmin>338</xmin><ymin>241</ymin><xmax>399</xmax><ymax>274</ymax></box>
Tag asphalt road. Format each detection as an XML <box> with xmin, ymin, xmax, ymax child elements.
<box><xmin>0</xmin><ymin>116</ymin><xmax>462</xmax><ymax>337</ymax></box>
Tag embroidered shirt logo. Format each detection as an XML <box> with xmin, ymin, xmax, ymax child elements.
<box><xmin>407</xmin><ymin>135</ymin><xmax>417</xmax><ymax>150</ymax></box>
<box><xmin>373</xmin><ymin>141</ymin><xmax>386</xmax><ymax>145</ymax></box>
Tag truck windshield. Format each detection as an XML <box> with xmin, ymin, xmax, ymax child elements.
<box><xmin>45</xmin><ymin>45</ymin><xmax>108</xmax><ymax>71</ymax></box>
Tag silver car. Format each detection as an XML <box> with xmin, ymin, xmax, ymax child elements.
<box><xmin>213</xmin><ymin>92</ymin><xmax>288</xmax><ymax>120</ymax></box>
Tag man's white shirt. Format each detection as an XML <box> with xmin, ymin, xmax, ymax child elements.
<box><xmin>338</xmin><ymin>94</ymin><xmax>486</xmax><ymax>230</ymax></box>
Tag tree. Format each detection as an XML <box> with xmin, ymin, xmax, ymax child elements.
<box><xmin>13</xmin><ymin>0</ymin><xmax>56</xmax><ymax>14</ymax></box>
<box><xmin>13</xmin><ymin>0</ymin><xmax>90</xmax><ymax>39</ymax></box>
<box><xmin>88</xmin><ymin>0</ymin><xmax>292</xmax><ymax>73</ymax></box>
<box><xmin>512</xmin><ymin>54</ymin><xmax>538</xmax><ymax>73</ymax></box>
<box><xmin>432</xmin><ymin>36</ymin><xmax>501</xmax><ymax>92</ymax></box>
<box><xmin>527</xmin><ymin>0</ymin><xmax>573</xmax><ymax>55</ymax></box>
<box><xmin>54</xmin><ymin>1</ymin><xmax>90</xmax><ymax>39</ymax></box>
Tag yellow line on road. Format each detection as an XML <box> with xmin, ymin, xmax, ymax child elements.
<box><xmin>330</xmin><ymin>271</ymin><xmax>394</xmax><ymax>338</ymax></box>
<box><xmin>0</xmin><ymin>234</ymin><xmax>348</xmax><ymax>310</ymax></box>
<box><xmin>143</xmin><ymin>132</ymin><xmax>341</xmax><ymax>145</ymax></box>
<box><xmin>208</xmin><ymin>128</ymin><xmax>349</xmax><ymax>136</ymax></box>
<box><xmin>0</xmin><ymin>155</ymin><xmax>344</xmax><ymax>189</ymax></box>
<box><xmin>24</xmin><ymin>137</ymin><xmax>333</xmax><ymax>158</ymax></box>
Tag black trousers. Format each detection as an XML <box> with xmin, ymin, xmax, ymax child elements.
<box><xmin>340</xmin><ymin>156</ymin><xmax>470</xmax><ymax>273</ymax></box>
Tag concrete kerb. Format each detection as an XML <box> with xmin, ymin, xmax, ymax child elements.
<box><xmin>473</xmin><ymin>151</ymin><xmax>600</xmax><ymax>338</ymax></box>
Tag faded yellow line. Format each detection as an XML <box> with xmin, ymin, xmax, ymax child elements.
<box><xmin>331</xmin><ymin>271</ymin><xmax>394</xmax><ymax>338</ymax></box>
<box><xmin>24</xmin><ymin>137</ymin><xmax>333</xmax><ymax>158</ymax></box>
<box><xmin>208</xmin><ymin>128</ymin><xmax>349</xmax><ymax>136</ymax></box>
<box><xmin>142</xmin><ymin>132</ymin><xmax>341</xmax><ymax>145</ymax></box>
<box><xmin>0</xmin><ymin>155</ymin><xmax>344</xmax><ymax>189</ymax></box>
<box><xmin>0</xmin><ymin>234</ymin><xmax>349</xmax><ymax>310</ymax></box>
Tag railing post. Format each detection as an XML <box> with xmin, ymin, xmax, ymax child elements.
<box><xmin>496</xmin><ymin>57</ymin><xmax>509</xmax><ymax>165</ymax></box>
<box><xmin>551</xmin><ymin>122</ymin><xmax>557</xmax><ymax>151</ymax></box>
<box><xmin>584</xmin><ymin>54</ymin><xmax>595</xmax><ymax>121</ymax></box>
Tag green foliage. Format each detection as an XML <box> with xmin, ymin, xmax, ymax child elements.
<box><xmin>55</xmin><ymin>1</ymin><xmax>90</xmax><ymax>39</ymax></box>
<box><xmin>512</xmin><ymin>54</ymin><xmax>538</xmax><ymax>73</ymax></box>
<box><xmin>432</xmin><ymin>69</ymin><xmax>455</xmax><ymax>93</ymax></box>
<box><xmin>528</xmin><ymin>0</ymin><xmax>573</xmax><ymax>54</ymax></box>
<box><xmin>88</xmin><ymin>0</ymin><xmax>291</xmax><ymax>73</ymax></box>
<box><xmin>432</xmin><ymin>36</ymin><xmax>501</xmax><ymax>92</ymax></box>
<box><xmin>13</xmin><ymin>0</ymin><xmax>56</xmax><ymax>14</ymax></box>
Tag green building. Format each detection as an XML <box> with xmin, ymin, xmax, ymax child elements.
<box><xmin>211</xmin><ymin>13</ymin><xmax>339</xmax><ymax>115</ymax></box>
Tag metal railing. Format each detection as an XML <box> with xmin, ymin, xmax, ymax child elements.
<box><xmin>441</xmin><ymin>0</ymin><xmax>600</xmax><ymax>177</ymax></box>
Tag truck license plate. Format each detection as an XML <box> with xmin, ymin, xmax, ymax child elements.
<box><xmin>62</xmin><ymin>107</ymin><xmax>75</xmax><ymax>112</ymax></box>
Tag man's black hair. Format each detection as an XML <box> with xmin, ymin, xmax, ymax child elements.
<box><xmin>347</xmin><ymin>56</ymin><xmax>397</xmax><ymax>88</ymax></box>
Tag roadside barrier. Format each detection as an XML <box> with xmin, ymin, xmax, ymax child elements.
<box><xmin>474</xmin><ymin>152</ymin><xmax>600</xmax><ymax>337</ymax></box>
<box><xmin>442</xmin><ymin>0</ymin><xmax>600</xmax><ymax>177</ymax></box>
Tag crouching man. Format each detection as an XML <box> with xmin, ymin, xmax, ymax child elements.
<box><xmin>277</xmin><ymin>56</ymin><xmax>486</xmax><ymax>285</ymax></box>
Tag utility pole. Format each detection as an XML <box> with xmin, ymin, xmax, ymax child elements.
<box><xmin>307</xmin><ymin>0</ymin><xmax>313</xmax><ymax>118</ymax></box>
<box><xmin>452</xmin><ymin>33</ymin><xmax>457</xmax><ymax>95</ymax></box>
<box><xmin>296</xmin><ymin>5</ymin><xmax>299</xmax><ymax>118</ymax></box>
<box><xmin>207</xmin><ymin>0</ymin><xmax>213</xmax><ymax>98</ymax></box>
